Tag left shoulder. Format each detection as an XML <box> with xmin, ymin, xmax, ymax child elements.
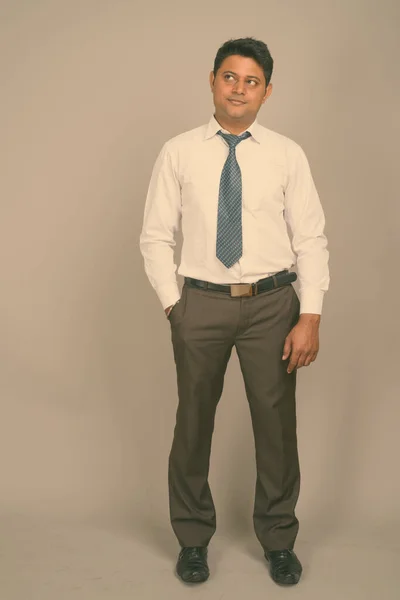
<box><xmin>256</xmin><ymin>124</ymin><xmax>307</xmax><ymax>162</ymax></box>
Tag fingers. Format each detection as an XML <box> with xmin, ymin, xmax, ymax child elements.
<box><xmin>287</xmin><ymin>351</ymin><xmax>318</xmax><ymax>373</ymax></box>
<box><xmin>304</xmin><ymin>352</ymin><xmax>318</xmax><ymax>367</ymax></box>
<box><xmin>287</xmin><ymin>351</ymin><xmax>300</xmax><ymax>373</ymax></box>
<box><xmin>282</xmin><ymin>337</ymin><xmax>292</xmax><ymax>360</ymax></box>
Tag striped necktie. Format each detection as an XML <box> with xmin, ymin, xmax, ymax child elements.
<box><xmin>216</xmin><ymin>130</ymin><xmax>251</xmax><ymax>269</ymax></box>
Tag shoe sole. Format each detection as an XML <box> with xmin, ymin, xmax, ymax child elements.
<box><xmin>270</xmin><ymin>578</ymin><xmax>301</xmax><ymax>586</ymax></box>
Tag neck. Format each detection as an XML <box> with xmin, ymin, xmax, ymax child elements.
<box><xmin>214</xmin><ymin>113</ymin><xmax>254</xmax><ymax>136</ymax></box>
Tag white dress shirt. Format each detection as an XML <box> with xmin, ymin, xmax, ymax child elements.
<box><xmin>139</xmin><ymin>115</ymin><xmax>329</xmax><ymax>314</ymax></box>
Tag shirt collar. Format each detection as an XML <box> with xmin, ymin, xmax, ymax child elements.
<box><xmin>204</xmin><ymin>114</ymin><xmax>262</xmax><ymax>144</ymax></box>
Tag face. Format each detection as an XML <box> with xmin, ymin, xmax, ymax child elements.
<box><xmin>209</xmin><ymin>54</ymin><xmax>273</xmax><ymax>127</ymax></box>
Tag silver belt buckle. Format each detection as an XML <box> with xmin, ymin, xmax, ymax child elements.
<box><xmin>230</xmin><ymin>283</ymin><xmax>254</xmax><ymax>297</ymax></box>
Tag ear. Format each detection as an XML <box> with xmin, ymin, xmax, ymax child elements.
<box><xmin>262</xmin><ymin>82</ymin><xmax>273</xmax><ymax>104</ymax></box>
<box><xmin>209</xmin><ymin>70</ymin><xmax>215</xmax><ymax>90</ymax></box>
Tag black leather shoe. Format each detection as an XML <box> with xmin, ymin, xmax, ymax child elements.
<box><xmin>264</xmin><ymin>549</ymin><xmax>302</xmax><ymax>585</ymax></box>
<box><xmin>176</xmin><ymin>546</ymin><xmax>209</xmax><ymax>584</ymax></box>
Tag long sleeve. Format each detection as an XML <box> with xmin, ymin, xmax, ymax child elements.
<box><xmin>283</xmin><ymin>141</ymin><xmax>330</xmax><ymax>315</ymax></box>
<box><xmin>139</xmin><ymin>142</ymin><xmax>182</xmax><ymax>310</ymax></box>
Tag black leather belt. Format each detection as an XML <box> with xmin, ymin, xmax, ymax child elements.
<box><xmin>184</xmin><ymin>270</ymin><xmax>297</xmax><ymax>297</ymax></box>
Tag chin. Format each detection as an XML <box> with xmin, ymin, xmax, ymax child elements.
<box><xmin>225</xmin><ymin>104</ymin><xmax>246</xmax><ymax>116</ymax></box>
<box><xmin>228</xmin><ymin>110</ymin><xmax>247</xmax><ymax>119</ymax></box>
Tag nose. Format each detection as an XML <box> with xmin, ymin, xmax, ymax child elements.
<box><xmin>232</xmin><ymin>79</ymin><xmax>245</xmax><ymax>94</ymax></box>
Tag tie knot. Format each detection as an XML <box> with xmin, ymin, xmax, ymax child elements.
<box><xmin>217</xmin><ymin>130</ymin><xmax>251</xmax><ymax>149</ymax></box>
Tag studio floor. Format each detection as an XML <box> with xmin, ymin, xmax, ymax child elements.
<box><xmin>0</xmin><ymin>513</ymin><xmax>398</xmax><ymax>600</ymax></box>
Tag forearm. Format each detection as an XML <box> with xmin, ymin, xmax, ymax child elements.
<box><xmin>295</xmin><ymin>237</ymin><xmax>330</xmax><ymax>315</ymax></box>
<box><xmin>139</xmin><ymin>237</ymin><xmax>181</xmax><ymax>310</ymax></box>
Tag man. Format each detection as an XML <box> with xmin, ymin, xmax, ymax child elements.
<box><xmin>139</xmin><ymin>37</ymin><xmax>329</xmax><ymax>586</ymax></box>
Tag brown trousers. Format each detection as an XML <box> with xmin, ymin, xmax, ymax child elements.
<box><xmin>167</xmin><ymin>280</ymin><xmax>301</xmax><ymax>552</ymax></box>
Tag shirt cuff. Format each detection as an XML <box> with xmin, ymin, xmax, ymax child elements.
<box><xmin>156</xmin><ymin>282</ymin><xmax>181</xmax><ymax>311</ymax></box>
<box><xmin>299</xmin><ymin>288</ymin><xmax>325</xmax><ymax>315</ymax></box>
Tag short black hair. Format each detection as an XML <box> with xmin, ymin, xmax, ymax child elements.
<box><xmin>213</xmin><ymin>37</ymin><xmax>274</xmax><ymax>87</ymax></box>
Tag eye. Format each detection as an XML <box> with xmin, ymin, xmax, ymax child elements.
<box><xmin>223</xmin><ymin>74</ymin><xmax>258</xmax><ymax>86</ymax></box>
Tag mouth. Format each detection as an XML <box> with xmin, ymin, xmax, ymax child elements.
<box><xmin>228</xmin><ymin>99</ymin><xmax>246</xmax><ymax>106</ymax></box>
